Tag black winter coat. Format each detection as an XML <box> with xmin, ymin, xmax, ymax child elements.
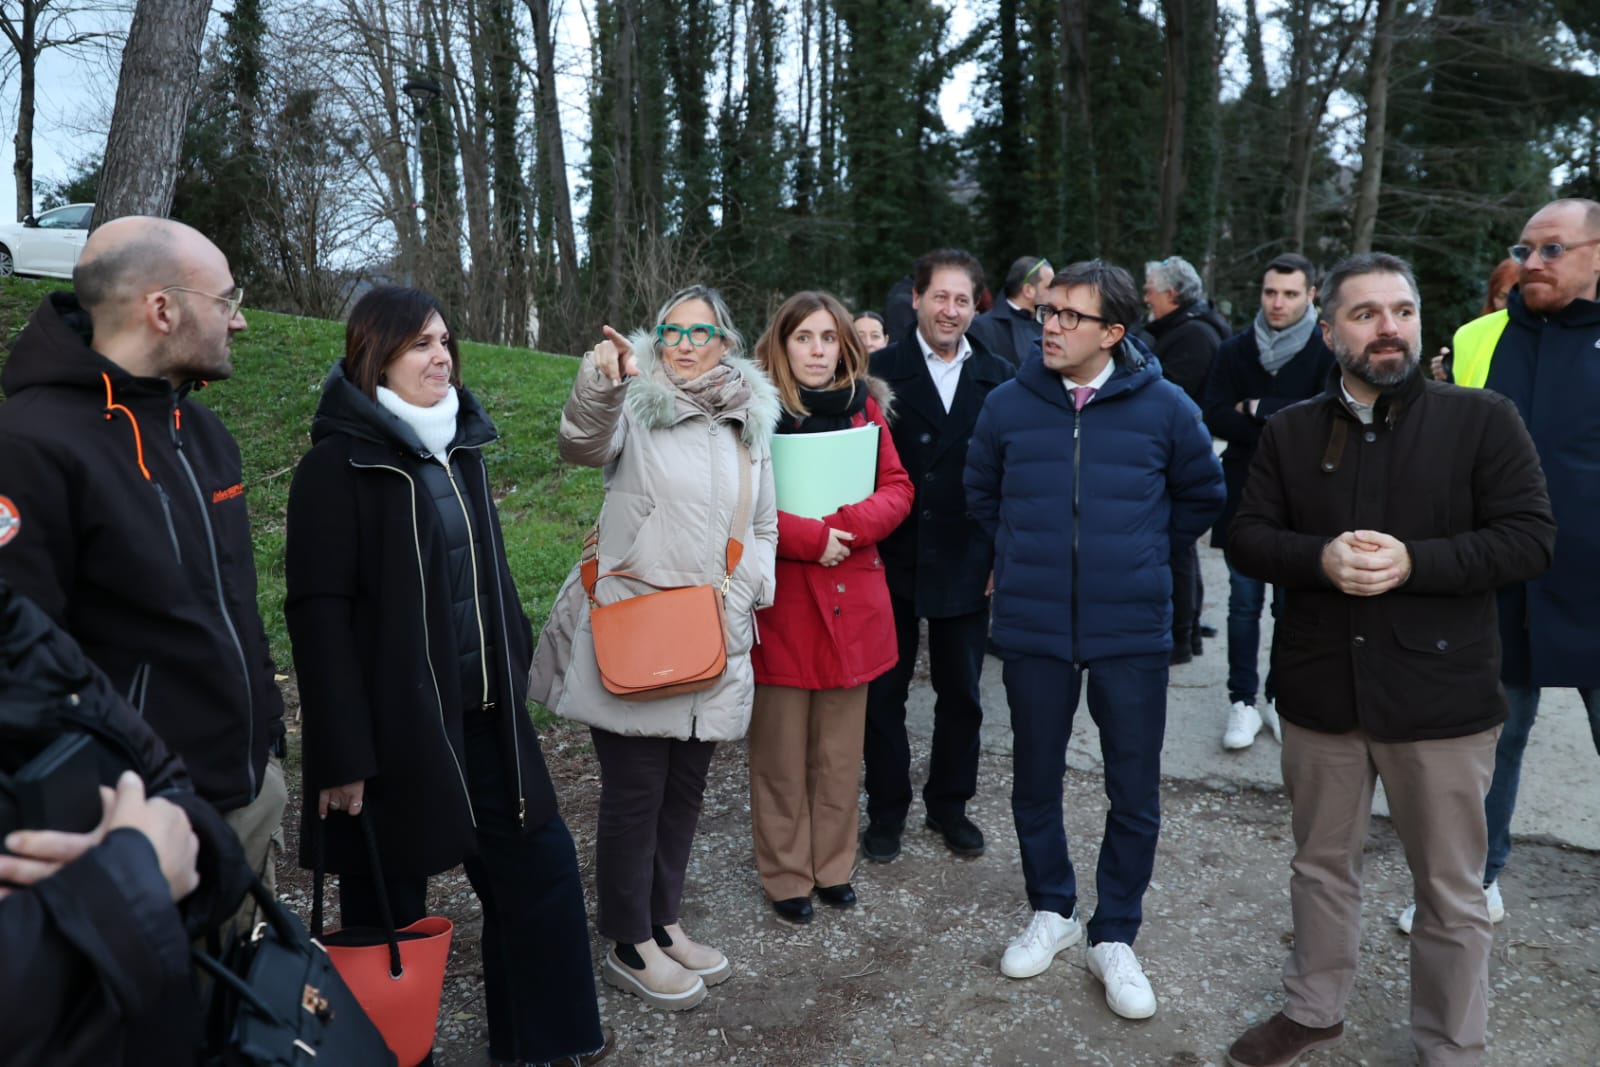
<box><xmin>0</xmin><ymin>293</ymin><xmax>285</xmax><ymax>814</ymax></box>
<box><xmin>870</xmin><ymin>333</ymin><xmax>1015</xmax><ymax>618</ymax></box>
<box><xmin>285</xmin><ymin>366</ymin><xmax>558</xmax><ymax>878</ymax></box>
<box><xmin>1200</xmin><ymin>326</ymin><xmax>1335</xmax><ymax>550</ymax></box>
<box><xmin>0</xmin><ymin>577</ymin><xmax>250</xmax><ymax>1066</ymax></box>
<box><xmin>1137</xmin><ymin>300</ymin><xmax>1229</xmax><ymax>405</ymax></box>
<box><xmin>1230</xmin><ymin>369</ymin><xmax>1556</xmax><ymax>741</ymax></box>
<box><xmin>966</xmin><ymin>300</ymin><xmax>1041</xmax><ymax>369</ymax></box>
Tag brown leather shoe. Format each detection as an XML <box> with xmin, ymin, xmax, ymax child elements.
<box><xmin>1227</xmin><ymin>1012</ymin><xmax>1344</xmax><ymax>1067</ymax></box>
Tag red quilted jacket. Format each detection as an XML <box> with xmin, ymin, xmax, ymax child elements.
<box><xmin>751</xmin><ymin>393</ymin><xmax>914</xmax><ymax>689</ymax></box>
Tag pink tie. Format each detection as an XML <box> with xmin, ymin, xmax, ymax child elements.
<box><xmin>1072</xmin><ymin>386</ymin><xmax>1097</xmax><ymax>412</ymax></box>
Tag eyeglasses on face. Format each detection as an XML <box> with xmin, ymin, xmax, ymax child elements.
<box><xmin>160</xmin><ymin>285</ymin><xmax>246</xmax><ymax>318</ymax></box>
<box><xmin>1507</xmin><ymin>237</ymin><xmax>1600</xmax><ymax>266</ymax></box>
<box><xmin>656</xmin><ymin>323</ymin><xmax>723</xmax><ymax>347</ymax></box>
<box><xmin>1034</xmin><ymin>304</ymin><xmax>1109</xmax><ymax>331</ymax></box>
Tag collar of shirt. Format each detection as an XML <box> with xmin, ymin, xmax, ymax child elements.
<box><xmin>916</xmin><ymin>328</ymin><xmax>972</xmax><ymax>367</ymax></box>
<box><xmin>1338</xmin><ymin>376</ymin><xmax>1376</xmax><ymax>425</ymax></box>
<box><xmin>1005</xmin><ymin>298</ymin><xmax>1030</xmax><ymax>317</ymax></box>
<box><xmin>917</xmin><ymin>329</ymin><xmax>973</xmax><ymax>413</ymax></box>
<box><xmin>1061</xmin><ymin>357</ymin><xmax>1116</xmax><ymax>399</ymax></box>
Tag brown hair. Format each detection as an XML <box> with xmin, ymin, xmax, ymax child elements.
<box><xmin>342</xmin><ymin>285</ymin><xmax>463</xmax><ymax>400</ymax></box>
<box><xmin>1481</xmin><ymin>258</ymin><xmax>1519</xmax><ymax>316</ymax></box>
<box><xmin>754</xmin><ymin>290</ymin><xmax>869</xmax><ymax>417</ymax></box>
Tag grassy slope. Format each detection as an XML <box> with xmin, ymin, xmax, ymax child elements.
<box><xmin>0</xmin><ymin>277</ymin><xmax>603</xmax><ymax>675</ymax></box>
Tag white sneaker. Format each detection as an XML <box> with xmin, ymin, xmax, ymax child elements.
<box><xmin>1397</xmin><ymin>881</ymin><xmax>1508</xmax><ymax>935</ymax></box>
<box><xmin>1000</xmin><ymin>908</ymin><xmax>1082</xmax><ymax>979</ymax></box>
<box><xmin>1223</xmin><ymin>701</ymin><xmax>1264</xmax><ymax>749</ymax></box>
<box><xmin>1259</xmin><ymin>700</ymin><xmax>1282</xmax><ymax>742</ymax></box>
<box><xmin>1086</xmin><ymin>940</ymin><xmax>1157</xmax><ymax>1019</ymax></box>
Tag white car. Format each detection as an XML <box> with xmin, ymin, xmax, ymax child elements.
<box><xmin>0</xmin><ymin>203</ymin><xmax>93</xmax><ymax>279</ymax></box>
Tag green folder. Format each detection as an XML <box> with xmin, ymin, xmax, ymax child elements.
<box><xmin>769</xmin><ymin>424</ymin><xmax>880</xmax><ymax>519</ymax></box>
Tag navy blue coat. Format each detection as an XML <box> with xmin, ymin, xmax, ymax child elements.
<box><xmin>966</xmin><ymin>343</ymin><xmax>1224</xmax><ymax>663</ymax></box>
<box><xmin>871</xmin><ymin>332</ymin><xmax>1015</xmax><ymax>618</ymax></box>
<box><xmin>967</xmin><ymin>301</ymin><xmax>1042</xmax><ymax>370</ymax></box>
<box><xmin>1482</xmin><ymin>288</ymin><xmax>1600</xmax><ymax>687</ymax></box>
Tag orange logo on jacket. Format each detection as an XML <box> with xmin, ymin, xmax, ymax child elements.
<box><xmin>0</xmin><ymin>495</ymin><xmax>19</xmax><ymax>547</ymax></box>
<box><xmin>212</xmin><ymin>483</ymin><xmax>244</xmax><ymax>504</ymax></box>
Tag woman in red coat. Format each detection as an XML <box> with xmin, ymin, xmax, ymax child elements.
<box><xmin>748</xmin><ymin>291</ymin><xmax>914</xmax><ymax>922</ymax></box>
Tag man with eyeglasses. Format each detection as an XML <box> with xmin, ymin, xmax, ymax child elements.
<box><xmin>0</xmin><ymin>216</ymin><xmax>286</xmax><ymax>937</ymax></box>
<box><xmin>1391</xmin><ymin>197</ymin><xmax>1600</xmax><ymax>937</ymax></box>
<box><xmin>967</xmin><ymin>255</ymin><xmax>1054</xmax><ymax>369</ymax></box>
<box><xmin>965</xmin><ymin>260</ymin><xmax>1223</xmax><ymax>1021</ymax></box>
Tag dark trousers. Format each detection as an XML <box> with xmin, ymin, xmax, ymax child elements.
<box><xmin>863</xmin><ymin>593</ymin><xmax>987</xmax><ymax>826</ymax></box>
<box><xmin>340</xmin><ymin>709</ymin><xmax>603</xmax><ymax>1065</ymax></box>
<box><xmin>1225</xmin><ymin>549</ymin><xmax>1285</xmax><ymax>705</ymax></box>
<box><xmin>588</xmin><ymin>728</ymin><xmax>717</xmax><ymax>945</ymax></box>
<box><xmin>1003</xmin><ymin>651</ymin><xmax>1167</xmax><ymax>946</ymax></box>
<box><xmin>1171</xmin><ymin>541</ymin><xmax>1202</xmax><ymax>647</ymax></box>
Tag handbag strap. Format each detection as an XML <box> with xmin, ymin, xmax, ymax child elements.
<box><xmin>311</xmin><ymin>807</ymin><xmax>404</xmax><ymax>977</ymax></box>
<box><xmin>583</xmin><ymin>434</ymin><xmax>753</xmax><ymax>600</ymax></box>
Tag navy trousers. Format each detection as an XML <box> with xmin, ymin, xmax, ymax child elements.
<box><xmin>340</xmin><ymin>708</ymin><xmax>603</xmax><ymax>1065</ymax></box>
<box><xmin>863</xmin><ymin>592</ymin><xmax>987</xmax><ymax>825</ymax></box>
<box><xmin>1003</xmin><ymin>651</ymin><xmax>1167</xmax><ymax>946</ymax></box>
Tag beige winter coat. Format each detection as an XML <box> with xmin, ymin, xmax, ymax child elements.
<box><xmin>528</xmin><ymin>332</ymin><xmax>779</xmax><ymax>740</ymax></box>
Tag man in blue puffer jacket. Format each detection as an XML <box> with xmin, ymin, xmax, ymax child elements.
<box><xmin>965</xmin><ymin>259</ymin><xmax>1224</xmax><ymax>1022</ymax></box>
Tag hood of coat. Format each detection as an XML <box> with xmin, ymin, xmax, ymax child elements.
<box><xmin>1144</xmin><ymin>298</ymin><xmax>1229</xmax><ymax>342</ymax></box>
<box><xmin>309</xmin><ymin>361</ymin><xmax>498</xmax><ymax>458</ymax></box>
<box><xmin>1016</xmin><ymin>335</ymin><xmax>1159</xmax><ymax>409</ymax></box>
<box><xmin>864</xmin><ymin>374</ymin><xmax>895</xmax><ymax>420</ymax></box>
<box><xmin>1</xmin><ymin>292</ymin><xmax>176</xmax><ymax>404</ymax></box>
<box><xmin>1505</xmin><ymin>286</ymin><xmax>1600</xmax><ymax>329</ymax></box>
<box><xmin>622</xmin><ymin>327</ymin><xmax>781</xmax><ymax>455</ymax></box>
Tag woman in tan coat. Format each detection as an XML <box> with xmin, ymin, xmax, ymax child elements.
<box><xmin>531</xmin><ymin>285</ymin><xmax>778</xmax><ymax>1012</ymax></box>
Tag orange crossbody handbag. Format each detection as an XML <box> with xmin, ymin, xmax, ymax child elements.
<box><xmin>581</xmin><ymin>437</ymin><xmax>752</xmax><ymax>701</ymax></box>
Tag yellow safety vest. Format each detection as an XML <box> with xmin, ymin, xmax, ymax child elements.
<box><xmin>1450</xmin><ymin>309</ymin><xmax>1510</xmax><ymax>389</ymax></box>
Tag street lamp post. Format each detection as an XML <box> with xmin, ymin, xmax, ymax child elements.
<box><xmin>401</xmin><ymin>77</ymin><xmax>443</xmax><ymax>229</ymax></box>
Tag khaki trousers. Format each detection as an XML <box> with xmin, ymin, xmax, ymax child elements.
<box><xmin>221</xmin><ymin>754</ymin><xmax>287</xmax><ymax>937</ymax></box>
<box><xmin>1280</xmin><ymin>721</ymin><xmax>1499</xmax><ymax>1066</ymax></box>
<box><xmin>749</xmin><ymin>684</ymin><xmax>868</xmax><ymax>901</ymax></box>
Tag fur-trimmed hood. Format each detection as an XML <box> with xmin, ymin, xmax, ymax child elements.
<box><xmin>621</xmin><ymin>328</ymin><xmax>781</xmax><ymax>455</ymax></box>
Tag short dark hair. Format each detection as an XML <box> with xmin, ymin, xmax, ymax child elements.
<box><xmin>1319</xmin><ymin>253</ymin><xmax>1420</xmax><ymax>323</ymax></box>
<box><xmin>1263</xmin><ymin>253</ymin><xmax>1316</xmax><ymax>290</ymax></box>
<box><xmin>1002</xmin><ymin>256</ymin><xmax>1049</xmax><ymax>299</ymax></box>
<box><xmin>913</xmin><ymin>248</ymin><xmax>985</xmax><ymax>301</ymax></box>
<box><xmin>343</xmin><ymin>286</ymin><xmax>463</xmax><ymax>400</ymax></box>
<box><xmin>852</xmin><ymin>309</ymin><xmax>885</xmax><ymax>328</ymax></box>
<box><xmin>1049</xmin><ymin>259</ymin><xmax>1142</xmax><ymax>330</ymax></box>
<box><xmin>73</xmin><ymin>233</ymin><xmax>179</xmax><ymax>314</ymax></box>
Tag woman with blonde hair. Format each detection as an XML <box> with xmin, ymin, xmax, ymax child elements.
<box><xmin>531</xmin><ymin>285</ymin><xmax>779</xmax><ymax>1010</ymax></box>
<box><xmin>747</xmin><ymin>290</ymin><xmax>913</xmax><ymax>922</ymax></box>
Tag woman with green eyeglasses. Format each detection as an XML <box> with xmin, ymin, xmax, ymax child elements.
<box><xmin>531</xmin><ymin>285</ymin><xmax>779</xmax><ymax>1011</ymax></box>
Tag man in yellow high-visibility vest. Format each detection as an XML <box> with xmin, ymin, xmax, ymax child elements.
<box><xmin>1396</xmin><ymin>198</ymin><xmax>1600</xmax><ymax>937</ymax></box>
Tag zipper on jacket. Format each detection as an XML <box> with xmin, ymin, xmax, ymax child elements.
<box><xmin>172</xmin><ymin>420</ymin><xmax>258</xmax><ymax>799</ymax></box>
<box><xmin>152</xmin><ymin>483</ymin><xmax>183</xmax><ymax>564</ymax></box>
<box><xmin>354</xmin><ymin>459</ymin><xmax>476</xmax><ymax>826</ymax></box>
<box><xmin>125</xmin><ymin>662</ymin><xmax>151</xmax><ymax>717</ymax></box>
<box><xmin>450</xmin><ymin>444</ymin><xmax>529</xmax><ymax>826</ymax></box>
<box><xmin>1071</xmin><ymin>407</ymin><xmax>1083</xmax><ymax>666</ymax></box>
<box><xmin>441</xmin><ymin>458</ymin><xmax>492</xmax><ymax>706</ymax></box>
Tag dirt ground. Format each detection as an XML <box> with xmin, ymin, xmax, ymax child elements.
<box><xmin>274</xmin><ymin>715</ymin><xmax>1600</xmax><ymax>1067</ymax></box>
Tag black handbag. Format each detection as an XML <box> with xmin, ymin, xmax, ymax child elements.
<box><xmin>194</xmin><ymin>875</ymin><xmax>398</xmax><ymax>1066</ymax></box>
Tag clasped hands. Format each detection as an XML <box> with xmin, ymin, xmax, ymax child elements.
<box><xmin>1321</xmin><ymin>530</ymin><xmax>1412</xmax><ymax>597</ymax></box>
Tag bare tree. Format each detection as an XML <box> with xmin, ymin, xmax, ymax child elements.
<box><xmin>1350</xmin><ymin>0</ymin><xmax>1403</xmax><ymax>253</ymax></box>
<box><xmin>1156</xmin><ymin>0</ymin><xmax>1188</xmax><ymax>256</ymax></box>
<box><xmin>93</xmin><ymin>0</ymin><xmax>209</xmax><ymax>224</ymax></box>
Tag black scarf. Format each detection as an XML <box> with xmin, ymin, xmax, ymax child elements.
<box><xmin>776</xmin><ymin>379</ymin><xmax>868</xmax><ymax>435</ymax></box>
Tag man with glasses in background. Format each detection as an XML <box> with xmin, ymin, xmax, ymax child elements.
<box><xmin>0</xmin><ymin>216</ymin><xmax>286</xmax><ymax>936</ymax></box>
<box><xmin>965</xmin><ymin>260</ymin><xmax>1222</xmax><ymax>1020</ymax></box>
<box><xmin>968</xmin><ymin>255</ymin><xmax>1054</xmax><ymax>369</ymax></box>
<box><xmin>1392</xmin><ymin>197</ymin><xmax>1600</xmax><ymax>935</ymax></box>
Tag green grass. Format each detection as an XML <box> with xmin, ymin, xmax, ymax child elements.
<box><xmin>0</xmin><ymin>277</ymin><xmax>603</xmax><ymax>678</ymax></box>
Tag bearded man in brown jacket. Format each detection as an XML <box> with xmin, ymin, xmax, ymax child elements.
<box><xmin>1224</xmin><ymin>253</ymin><xmax>1556</xmax><ymax>1067</ymax></box>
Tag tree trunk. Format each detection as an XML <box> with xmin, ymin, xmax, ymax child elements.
<box><xmin>1351</xmin><ymin>0</ymin><xmax>1401</xmax><ymax>253</ymax></box>
<box><xmin>9</xmin><ymin>0</ymin><xmax>37</xmax><ymax>220</ymax></box>
<box><xmin>1157</xmin><ymin>0</ymin><xmax>1188</xmax><ymax>256</ymax></box>
<box><xmin>523</xmin><ymin>0</ymin><xmax>578</xmax><ymax>300</ymax></box>
<box><xmin>1282</xmin><ymin>0</ymin><xmax>1314</xmax><ymax>249</ymax></box>
<box><xmin>95</xmin><ymin>0</ymin><xmax>210</xmax><ymax>226</ymax></box>
<box><xmin>604</xmin><ymin>0</ymin><xmax>636</xmax><ymax>325</ymax></box>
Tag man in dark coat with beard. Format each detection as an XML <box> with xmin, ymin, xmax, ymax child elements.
<box><xmin>1225</xmin><ymin>253</ymin><xmax>1555</xmax><ymax>1067</ymax></box>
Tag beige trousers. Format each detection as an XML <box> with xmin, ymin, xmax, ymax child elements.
<box><xmin>748</xmin><ymin>684</ymin><xmax>868</xmax><ymax>901</ymax></box>
<box><xmin>1279</xmin><ymin>721</ymin><xmax>1499</xmax><ymax>1066</ymax></box>
<box><xmin>221</xmin><ymin>754</ymin><xmax>287</xmax><ymax>937</ymax></box>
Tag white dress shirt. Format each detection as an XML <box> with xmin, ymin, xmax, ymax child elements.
<box><xmin>916</xmin><ymin>330</ymin><xmax>974</xmax><ymax>413</ymax></box>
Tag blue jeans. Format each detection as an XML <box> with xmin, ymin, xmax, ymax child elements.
<box><xmin>1225</xmin><ymin>554</ymin><xmax>1285</xmax><ymax>706</ymax></box>
<box><xmin>1483</xmin><ymin>683</ymin><xmax>1600</xmax><ymax>884</ymax></box>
